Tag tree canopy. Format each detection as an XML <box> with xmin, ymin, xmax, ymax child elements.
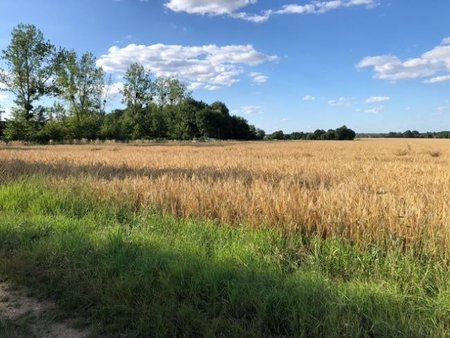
<box><xmin>0</xmin><ymin>24</ymin><xmax>368</xmax><ymax>143</ymax></box>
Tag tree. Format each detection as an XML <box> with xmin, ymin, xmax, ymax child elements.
<box><xmin>122</xmin><ymin>63</ymin><xmax>154</xmax><ymax>111</ymax></box>
<box><xmin>269</xmin><ymin>130</ymin><xmax>285</xmax><ymax>140</ymax></box>
<box><xmin>56</xmin><ymin>51</ymin><xmax>105</xmax><ymax>139</ymax></box>
<box><xmin>121</xmin><ymin>63</ymin><xmax>155</xmax><ymax>139</ymax></box>
<box><xmin>155</xmin><ymin>77</ymin><xmax>190</xmax><ymax>107</ymax></box>
<box><xmin>101</xmin><ymin>109</ymin><xmax>128</xmax><ymax>140</ymax></box>
<box><xmin>0</xmin><ymin>24</ymin><xmax>60</xmax><ymax>123</ymax></box>
<box><xmin>335</xmin><ymin>125</ymin><xmax>356</xmax><ymax>140</ymax></box>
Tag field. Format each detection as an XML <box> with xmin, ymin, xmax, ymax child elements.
<box><xmin>0</xmin><ymin>139</ymin><xmax>449</xmax><ymax>337</ymax></box>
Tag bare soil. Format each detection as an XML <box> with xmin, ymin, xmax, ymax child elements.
<box><xmin>0</xmin><ymin>281</ymin><xmax>90</xmax><ymax>338</ymax></box>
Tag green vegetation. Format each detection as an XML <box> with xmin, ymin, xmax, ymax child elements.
<box><xmin>0</xmin><ymin>24</ymin><xmax>263</xmax><ymax>142</ymax></box>
<box><xmin>357</xmin><ymin>130</ymin><xmax>450</xmax><ymax>139</ymax></box>
<box><xmin>268</xmin><ymin>125</ymin><xmax>356</xmax><ymax>140</ymax></box>
<box><xmin>0</xmin><ymin>179</ymin><xmax>448</xmax><ymax>337</ymax></box>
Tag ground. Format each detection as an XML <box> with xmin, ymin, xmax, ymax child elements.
<box><xmin>0</xmin><ymin>280</ymin><xmax>90</xmax><ymax>338</ymax></box>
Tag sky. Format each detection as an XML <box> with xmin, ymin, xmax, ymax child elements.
<box><xmin>0</xmin><ymin>0</ymin><xmax>449</xmax><ymax>133</ymax></box>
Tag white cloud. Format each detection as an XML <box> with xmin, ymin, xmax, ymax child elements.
<box><xmin>424</xmin><ymin>74</ymin><xmax>450</xmax><ymax>84</ymax></box>
<box><xmin>103</xmin><ymin>82</ymin><xmax>124</xmax><ymax>98</ymax></box>
<box><xmin>441</xmin><ymin>37</ymin><xmax>450</xmax><ymax>45</ymax></box>
<box><xmin>164</xmin><ymin>0</ymin><xmax>376</xmax><ymax>22</ymax></box>
<box><xmin>97</xmin><ymin>43</ymin><xmax>277</xmax><ymax>90</ymax></box>
<box><xmin>364</xmin><ymin>105</ymin><xmax>384</xmax><ymax>114</ymax></box>
<box><xmin>231</xmin><ymin>10</ymin><xmax>272</xmax><ymax>23</ymax></box>
<box><xmin>357</xmin><ymin>38</ymin><xmax>450</xmax><ymax>83</ymax></box>
<box><xmin>165</xmin><ymin>0</ymin><xmax>256</xmax><ymax>15</ymax></box>
<box><xmin>302</xmin><ymin>95</ymin><xmax>316</xmax><ymax>101</ymax></box>
<box><xmin>250</xmin><ymin>72</ymin><xmax>268</xmax><ymax>84</ymax></box>
<box><xmin>365</xmin><ymin>96</ymin><xmax>390</xmax><ymax>103</ymax></box>
<box><xmin>239</xmin><ymin>105</ymin><xmax>262</xmax><ymax>114</ymax></box>
<box><xmin>328</xmin><ymin>97</ymin><xmax>355</xmax><ymax>107</ymax></box>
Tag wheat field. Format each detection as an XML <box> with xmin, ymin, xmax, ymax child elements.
<box><xmin>1</xmin><ymin>139</ymin><xmax>449</xmax><ymax>258</ymax></box>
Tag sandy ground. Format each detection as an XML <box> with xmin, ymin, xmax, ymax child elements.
<box><xmin>0</xmin><ymin>282</ymin><xmax>90</xmax><ymax>338</ymax></box>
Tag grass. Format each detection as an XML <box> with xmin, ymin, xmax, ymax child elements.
<box><xmin>0</xmin><ymin>179</ymin><xmax>449</xmax><ymax>337</ymax></box>
<box><xmin>0</xmin><ymin>139</ymin><xmax>449</xmax><ymax>258</ymax></box>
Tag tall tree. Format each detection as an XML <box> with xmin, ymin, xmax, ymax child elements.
<box><xmin>56</xmin><ymin>51</ymin><xmax>105</xmax><ymax>139</ymax></box>
<box><xmin>122</xmin><ymin>63</ymin><xmax>155</xmax><ymax>139</ymax></box>
<box><xmin>122</xmin><ymin>63</ymin><xmax>154</xmax><ymax>110</ymax></box>
<box><xmin>56</xmin><ymin>51</ymin><xmax>104</xmax><ymax>118</ymax></box>
<box><xmin>155</xmin><ymin>77</ymin><xmax>190</xmax><ymax>107</ymax></box>
<box><xmin>0</xmin><ymin>24</ymin><xmax>59</xmax><ymax>121</ymax></box>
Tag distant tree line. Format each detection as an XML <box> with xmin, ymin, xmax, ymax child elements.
<box><xmin>0</xmin><ymin>24</ymin><xmax>263</xmax><ymax>142</ymax></box>
<box><xmin>357</xmin><ymin>130</ymin><xmax>450</xmax><ymax>139</ymax></box>
<box><xmin>268</xmin><ymin>126</ymin><xmax>356</xmax><ymax>140</ymax></box>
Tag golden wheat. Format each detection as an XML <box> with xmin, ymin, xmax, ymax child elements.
<box><xmin>1</xmin><ymin>139</ymin><xmax>449</xmax><ymax>257</ymax></box>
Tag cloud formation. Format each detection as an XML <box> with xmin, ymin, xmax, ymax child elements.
<box><xmin>328</xmin><ymin>97</ymin><xmax>355</xmax><ymax>107</ymax></box>
<box><xmin>357</xmin><ymin>37</ymin><xmax>450</xmax><ymax>84</ymax></box>
<box><xmin>97</xmin><ymin>43</ymin><xmax>277</xmax><ymax>90</ymax></box>
<box><xmin>364</xmin><ymin>105</ymin><xmax>384</xmax><ymax>114</ymax></box>
<box><xmin>250</xmin><ymin>72</ymin><xmax>268</xmax><ymax>84</ymax></box>
<box><xmin>238</xmin><ymin>105</ymin><xmax>262</xmax><ymax>114</ymax></box>
<box><xmin>165</xmin><ymin>0</ymin><xmax>376</xmax><ymax>22</ymax></box>
<box><xmin>302</xmin><ymin>95</ymin><xmax>316</xmax><ymax>101</ymax></box>
<box><xmin>365</xmin><ymin>96</ymin><xmax>390</xmax><ymax>103</ymax></box>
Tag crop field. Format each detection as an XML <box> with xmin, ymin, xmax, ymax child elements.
<box><xmin>0</xmin><ymin>139</ymin><xmax>449</xmax><ymax>337</ymax></box>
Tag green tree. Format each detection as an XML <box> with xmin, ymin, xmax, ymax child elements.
<box><xmin>269</xmin><ymin>130</ymin><xmax>285</xmax><ymax>140</ymax></box>
<box><xmin>335</xmin><ymin>125</ymin><xmax>356</xmax><ymax>140</ymax></box>
<box><xmin>56</xmin><ymin>51</ymin><xmax>105</xmax><ymax>139</ymax></box>
<box><xmin>101</xmin><ymin>109</ymin><xmax>128</xmax><ymax>140</ymax></box>
<box><xmin>155</xmin><ymin>77</ymin><xmax>190</xmax><ymax>107</ymax></box>
<box><xmin>0</xmin><ymin>24</ymin><xmax>60</xmax><ymax>125</ymax></box>
<box><xmin>122</xmin><ymin>63</ymin><xmax>155</xmax><ymax>139</ymax></box>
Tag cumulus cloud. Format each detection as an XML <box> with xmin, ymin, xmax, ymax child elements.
<box><xmin>441</xmin><ymin>37</ymin><xmax>450</xmax><ymax>45</ymax></box>
<box><xmin>364</xmin><ymin>105</ymin><xmax>384</xmax><ymax>114</ymax></box>
<box><xmin>103</xmin><ymin>82</ymin><xmax>124</xmax><ymax>98</ymax></box>
<box><xmin>97</xmin><ymin>43</ymin><xmax>277</xmax><ymax>90</ymax></box>
<box><xmin>239</xmin><ymin>105</ymin><xmax>262</xmax><ymax>114</ymax></box>
<box><xmin>357</xmin><ymin>38</ymin><xmax>450</xmax><ymax>83</ymax></box>
<box><xmin>164</xmin><ymin>0</ymin><xmax>376</xmax><ymax>22</ymax></box>
<box><xmin>328</xmin><ymin>97</ymin><xmax>355</xmax><ymax>107</ymax></box>
<box><xmin>424</xmin><ymin>74</ymin><xmax>450</xmax><ymax>84</ymax></box>
<box><xmin>250</xmin><ymin>72</ymin><xmax>268</xmax><ymax>84</ymax></box>
<box><xmin>365</xmin><ymin>96</ymin><xmax>390</xmax><ymax>103</ymax></box>
<box><xmin>165</xmin><ymin>0</ymin><xmax>257</xmax><ymax>15</ymax></box>
<box><xmin>302</xmin><ymin>95</ymin><xmax>316</xmax><ymax>101</ymax></box>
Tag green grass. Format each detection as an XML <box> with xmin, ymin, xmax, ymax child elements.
<box><xmin>0</xmin><ymin>180</ymin><xmax>449</xmax><ymax>337</ymax></box>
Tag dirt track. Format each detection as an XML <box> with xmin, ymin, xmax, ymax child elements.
<box><xmin>0</xmin><ymin>282</ymin><xmax>89</xmax><ymax>338</ymax></box>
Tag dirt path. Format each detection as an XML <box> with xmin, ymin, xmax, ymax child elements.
<box><xmin>0</xmin><ymin>281</ymin><xmax>90</xmax><ymax>338</ymax></box>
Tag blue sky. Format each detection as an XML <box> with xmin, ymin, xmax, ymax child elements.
<box><xmin>0</xmin><ymin>0</ymin><xmax>449</xmax><ymax>133</ymax></box>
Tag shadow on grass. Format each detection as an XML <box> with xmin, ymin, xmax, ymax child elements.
<box><xmin>0</xmin><ymin>221</ymin><xmax>431</xmax><ymax>338</ymax></box>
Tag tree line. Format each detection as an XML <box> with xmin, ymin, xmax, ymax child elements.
<box><xmin>0</xmin><ymin>24</ymin><xmax>263</xmax><ymax>142</ymax></box>
<box><xmin>357</xmin><ymin>130</ymin><xmax>450</xmax><ymax>139</ymax></box>
<box><xmin>268</xmin><ymin>126</ymin><xmax>356</xmax><ymax>140</ymax></box>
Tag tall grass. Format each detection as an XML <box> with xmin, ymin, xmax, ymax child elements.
<box><xmin>0</xmin><ymin>180</ymin><xmax>449</xmax><ymax>337</ymax></box>
<box><xmin>1</xmin><ymin>139</ymin><xmax>449</xmax><ymax>258</ymax></box>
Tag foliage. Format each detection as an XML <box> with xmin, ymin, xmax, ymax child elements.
<box><xmin>0</xmin><ymin>24</ymin><xmax>60</xmax><ymax>120</ymax></box>
<box><xmin>0</xmin><ymin>180</ymin><xmax>448</xmax><ymax>337</ymax></box>
<box><xmin>357</xmin><ymin>130</ymin><xmax>450</xmax><ymax>139</ymax></box>
<box><xmin>0</xmin><ymin>24</ymin><xmax>360</xmax><ymax>143</ymax></box>
<box><xmin>55</xmin><ymin>51</ymin><xmax>105</xmax><ymax>115</ymax></box>
<box><xmin>270</xmin><ymin>126</ymin><xmax>356</xmax><ymax>141</ymax></box>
